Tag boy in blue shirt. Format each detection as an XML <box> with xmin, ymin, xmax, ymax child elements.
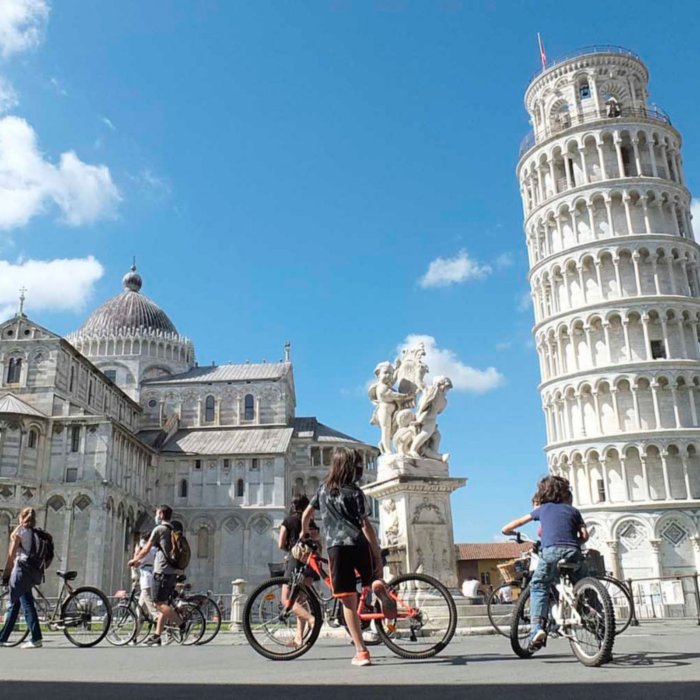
<box><xmin>502</xmin><ymin>476</ymin><xmax>588</xmax><ymax>651</ymax></box>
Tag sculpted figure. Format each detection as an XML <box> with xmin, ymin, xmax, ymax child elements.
<box><xmin>393</xmin><ymin>409</ymin><xmax>417</xmax><ymax>456</ymax></box>
<box><xmin>409</xmin><ymin>376</ymin><xmax>453</xmax><ymax>459</ymax></box>
<box><xmin>394</xmin><ymin>342</ymin><xmax>429</xmax><ymax>399</ymax></box>
<box><xmin>369</xmin><ymin>361</ymin><xmax>414</xmax><ymax>454</ymax></box>
<box><xmin>382</xmin><ymin>498</ymin><xmax>400</xmax><ymax>546</ymax></box>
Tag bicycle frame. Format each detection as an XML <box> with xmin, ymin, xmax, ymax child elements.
<box><xmin>32</xmin><ymin>578</ymin><xmax>88</xmax><ymax>631</ymax></box>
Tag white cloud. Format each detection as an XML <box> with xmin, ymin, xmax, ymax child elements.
<box><xmin>0</xmin><ymin>116</ymin><xmax>121</xmax><ymax>229</ymax></box>
<box><xmin>0</xmin><ymin>77</ymin><xmax>18</xmax><ymax>113</ymax></box>
<box><xmin>398</xmin><ymin>334</ymin><xmax>505</xmax><ymax>393</ymax></box>
<box><xmin>419</xmin><ymin>249</ymin><xmax>491</xmax><ymax>288</ymax></box>
<box><xmin>0</xmin><ymin>256</ymin><xmax>103</xmax><ymax>321</ymax></box>
<box><xmin>0</xmin><ymin>0</ymin><xmax>49</xmax><ymax>58</ymax></box>
<box><xmin>495</xmin><ymin>341</ymin><xmax>512</xmax><ymax>351</ymax></box>
<box><xmin>49</xmin><ymin>76</ymin><xmax>67</xmax><ymax>97</ymax></box>
<box><xmin>494</xmin><ymin>252</ymin><xmax>514</xmax><ymax>269</ymax></box>
<box><xmin>692</xmin><ymin>198</ymin><xmax>700</xmax><ymax>241</ymax></box>
<box><xmin>101</xmin><ymin>116</ymin><xmax>116</xmax><ymax>131</ymax></box>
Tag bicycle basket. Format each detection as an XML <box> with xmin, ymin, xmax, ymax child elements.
<box><xmin>497</xmin><ymin>559</ymin><xmax>517</xmax><ymax>582</ymax></box>
<box><xmin>268</xmin><ymin>563</ymin><xmax>285</xmax><ymax>577</ymax></box>
<box><xmin>583</xmin><ymin>548</ymin><xmax>606</xmax><ymax>577</ymax></box>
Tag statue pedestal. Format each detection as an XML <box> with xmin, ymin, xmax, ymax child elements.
<box><xmin>363</xmin><ymin>461</ymin><xmax>466</xmax><ymax>589</ymax></box>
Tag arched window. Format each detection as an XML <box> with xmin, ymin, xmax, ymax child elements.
<box><xmin>244</xmin><ymin>394</ymin><xmax>255</xmax><ymax>421</ymax></box>
<box><xmin>6</xmin><ymin>358</ymin><xmax>21</xmax><ymax>384</ymax></box>
<box><xmin>579</xmin><ymin>81</ymin><xmax>591</xmax><ymax>99</ymax></box>
<box><xmin>28</xmin><ymin>429</ymin><xmax>38</xmax><ymax>449</ymax></box>
<box><xmin>197</xmin><ymin>526</ymin><xmax>209</xmax><ymax>558</ymax></box>
<box><xmin>236</xmin><ymin>479</ymin><xmax>244</xmax><ymax>498</ymax></box>
<box><xmin>179</xmin><ymin>479</ymin><xmax>188</xmax><ymax>498</ymax></box>
<box><xmin>205</xmin><ymin>395</ymin><xmax>215</xmax><ymax>423</ymax></box>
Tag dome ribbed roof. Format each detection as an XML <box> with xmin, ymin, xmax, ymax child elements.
<box><xmin>77</xmin><ymin>266</ymin><xmax>178</xmax><ymax>337</ymax></box>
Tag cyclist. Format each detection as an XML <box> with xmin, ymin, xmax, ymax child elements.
<box><xmin>501</xmin><ymin>475</ymin><xmax>588</xmax><ymax>652</ymax></box>
<box><xmin>301</xmin><ymin>446</ymin><xmax>395</xmax><ymax>667</ymax></box>
<box><xmin>278</xmin><ymin>495</ymin><xmax>317</xmax><ymax>648</ymax></box>
<box><xmin>128</xmin><ymin>504</ymin><xmax>181</xmax><ymax>646</ymax></box>
<box><xmin>0</xmin><ymin>508</ymin><xmax>43</xmax><ymax>649</ymax></box>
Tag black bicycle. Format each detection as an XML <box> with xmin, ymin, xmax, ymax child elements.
<box><xmin>1</xmin><ymin>569</ymin><xmax>111</xmax><ymax>647</ymax></box>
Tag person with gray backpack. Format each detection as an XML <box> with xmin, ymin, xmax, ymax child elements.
<box><xmin>0</xmin><ymin>507</ymin><xmax>53</xmax><ymax>648</ymax></box>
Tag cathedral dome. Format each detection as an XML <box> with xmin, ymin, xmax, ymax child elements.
<box><xmin>77</xmin><ymin>266</ymin><xmax>178</xmax><ymax>337</ymax></box>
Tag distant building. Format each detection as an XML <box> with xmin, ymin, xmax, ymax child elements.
<box><xmin>518</xmin><ymin>46</ymin><xmax>700</xmax><ymax>577</ymax></box>
<box><xmin>0</xmin><ymin>267</ymin><xmax>377</xmax><ymax>594</ymax></box>
<box><xmin>455</xmin><ymin>542</ymin><xmax>532</xmax><ymax>591</ymax></box>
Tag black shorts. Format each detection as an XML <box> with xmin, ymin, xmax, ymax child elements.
<box><xmin>152</xmin><ymin>573</ymin><xmax>177</xmax><ymax>603</ymax></box>
<box><xmin>284</xmin><ymin>556</ymin><xmax>320</xmax><ymax>582</ymax></box>
<box><xmin>328</xmin><ymin>542</ymin><xmax>373</xmax><ymax>597</ymax></box>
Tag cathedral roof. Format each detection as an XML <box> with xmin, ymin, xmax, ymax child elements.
<box><xmin>293</xmin><ymin>417</ymin><xmax>364</xmax><ymax>444</ymax></box>
<box><xmin>0</xmin><ymin>393</ymin><xmax>47</xmax><ymax>417</ymax></box>
<box><xmin>155</xmin><ymin>427</ymin><xmax>294</xmax><ymax>455</ymax></box>
<box><xmin>142</xmin><ymin>361</ymin><xmax>291</xmax><ymax>385</ymax></box>
<box><xmin>75</xmin><ymin>265</ymin><xmax>179</xmax><ymax>338</ymax></box>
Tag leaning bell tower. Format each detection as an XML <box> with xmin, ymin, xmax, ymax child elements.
<box><xmin>517</xmin><ymin>47</ymin><xmax>700</xmax><ymax>579</ymax></box>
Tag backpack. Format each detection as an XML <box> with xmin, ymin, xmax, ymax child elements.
<box><xmin>161</xmin><ymin>523</ymin><xmax>191</xmax><ymax>570</ymax></box>
<box><xmin>25</xmin><ymin>528</ymin><xmax>54</xmax><ymax>578</ymax></box>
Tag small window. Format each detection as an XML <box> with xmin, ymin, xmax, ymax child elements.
<box><xmin>322</xmin><ymin>448</ymin><xmax>332</xmax><ymax>467</ymax></box>
<box><xmin>567</xmin><ymin>158</ymin><xmax>576</xmax><ymax>186</ymax></box>
<box><xmin>194</xmin><ymin>459</ymin><xmax>202</xmax><ymax>470</ymax></box>
<box><xmin>579</xmin><ymin>82</ymin><xmax>591</xmax><ymax>99</ymax></box>
<box><xmin>65</xmin><ymin>468</ymin><xmax>78</xmax><ymax>483</ymax></box>
<box><xmin>244</xmin><ymin>394</ymin><xmax>255</xmax><ymax>421</ymax></box>
<box><xmin>596</xmin><ymin>479</ymin><xmax>606</xmax><ymax>502</ymax></box>
<box><xmin>223</xmin><ymin>458</ymin><xmax>230</xmax><ymax>472</ymax></box>
<box><xmin>197</xmin><ymin>527</ymin><xmax>209</xmax><ymax>558</ymax></box>
<box><xmin>148</xmin><ymin>399</ymin><xmax>157</xmax><ymax>408</ymax></box>
<box><xmin>71</xmin><ymin>426</ymin><xmax>81</xmax><ymax>452</ymax></box>
<box><xmin>205</xmin><ymin>395</ymin><xmax>215</xmax><ymax>422</ymax></box>
<box><xmin>28</xmin><ymin>429</ymin><xmax>38</xmax><ymax>449</ymax></box>
<box><xmin>6</xmin><ymin>358</ymin><xmax>22</xmax><ymax>384</ymax></box>
<box><xmin>179</xmin><ymin>479</ymin><xmax>188</xmax><ymax>498</ymax></box>
<box><xmin>236</xmin><ymin>479</ymin><xmax>244</xmax><ymax>498</ymax></box>
<box><xmin>104</xmin><ymin>370</ymin><xmax>117</xmax><ymax>383</ymax></box>
<box><xmin>69</xmin><ymin>365</ymin><xmax>75</xmax><ymax>392</ymax></box>
<box><xmin>88</xmin><ymin>379</ymin><xmax>94</xmax><ymax>404</ymax></box>
<box><xmin>650</xmin><ymin>340</ymin><xmax>667</xmax><ymax>359</ymax></box>
<box><xmin>251</xmin><ymin>458</ymin><xmax>259</xmax><ymax>471</ymax></box>
<box><xmin>310</xmin><ymin>446</ymin><xmax>321</xmax><ymax>466</ymax></box>
<box><xmin>480</xmin><ymin>571</ymin><xmax>491</xmax><ymax>586</ymax></box>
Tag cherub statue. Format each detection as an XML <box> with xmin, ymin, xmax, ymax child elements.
<box><xmin>382</xmin><ymin>498</ymin><xmax>400</xmax><ymax>546</ymax></box>
<box><xmin>394</xmin><ymin>342</ymin><xmax>429</xmax><ymax>400</ymax></box>
<box><xmin>392</xmin><ymin>408</ymin><xmax>417</xmax><ymax>456</ymax></box>
<box><xmin>369</xmin><ymin>361</ymin><xmax>414</xmax><ymax>454</ymax></box>
<box><xmin>409</xmin><ymin>376</ymin><xmax>453</xmax><ymax>459</ymax></box>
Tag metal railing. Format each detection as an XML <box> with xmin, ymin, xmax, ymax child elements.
<box><xmin>528</xmin><ymin>46</ymin><xmax>642</xmax><ymax>84</ymax></box>
<box><xmin>519</xmin><ymin>105</ymin><xmax>672</xmax><ymax>158</ymax></box>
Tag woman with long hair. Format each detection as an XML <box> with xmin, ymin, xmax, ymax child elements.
<box><xmin>0</xmin><ymin>508</ymin><xmax>43</xmax><ymax>648</ymax></box>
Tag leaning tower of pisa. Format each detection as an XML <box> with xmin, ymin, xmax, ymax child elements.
<box><xmin>517</xmin><ymin>47</ymin><xmax>700</xmax><ymax>580</ymax></box>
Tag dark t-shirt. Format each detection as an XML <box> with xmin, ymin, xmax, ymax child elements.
<box><xmin>281</xmin><ymin>514</ymin><xmax>318</xmax><ymax>551</ymax></box>
<box><xmin>531</xmin><ymin>503</ymin><xmax>585</xmax><ymax>549</ymax></box>
<box><xmin>310</xmin><ymin>483</ymin><xmax>368</xmax><ymax>548</ymax></box>
<box><xmin>150</xmin><ymin>523</ymin><xmax>177</xmax><ymax>575</ymax></box>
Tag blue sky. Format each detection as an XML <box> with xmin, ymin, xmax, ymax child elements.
<box><xmin>1</xmin><ymin>1</ymin><xmax>700</xmax><ymax>542</ymax></box>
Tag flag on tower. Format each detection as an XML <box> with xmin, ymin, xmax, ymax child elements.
<box><xmin>537</xmin><ymin>33</ymin><xmax>547</xmax><ymax>69</ymax></box>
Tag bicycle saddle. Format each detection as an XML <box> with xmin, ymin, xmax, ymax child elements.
<box><xmin>557</xmin><ymin>560</ymin><xmax>582</xmax><ymax>574</ymax></box>
<box><xmin>56</xmin><ymin>570</ymin><xmax>78</xmax><ymax>580</ymax></box>
<box><xmin>176</xmin><ymin>574</ymin><xmax>187</xmax><ymax>583</ymax></box>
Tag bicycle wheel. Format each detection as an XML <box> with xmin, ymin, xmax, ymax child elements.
<box><xmin>192</xmin><ymin>596</ymin><xmax>223</xmax><ymax>645</ymax></box>
<box><xmin>568</xmin><ymin>577</ymin><xmax>615</xmax><ymax>667</ymax></box>
<box><xmin>487</xmin><ymin>582</ymin><xmax>526</xmax><ymax>637</ymax></box>
<box><xmin>175</xmin><ymin>602</ymin><xmax>206</xmax><ymax>646</ymax></box>
<box><xmin>0</xmin><ymin>589</ymin><xmax>30</xmax><ymax>646</ymax></box>
<box><xmin>61</xmin><ymin>586</ymin><xmax>112</xmax><ymax>647</ymax></box>
<box><xmin>509</xmin><ymin>586</ymin><xmax>535</xmax><ymax>659</ymax></box>
<box><xmin>374</xmin><ymin>572</ymin><xmax>457</xmax><ymax>659</ymax></box>
<box><xmin>598</xmin><ymin>575</ymin><xmax>633</xmax><ymax>635</ymax></box>
<box><xmin>243</xmin><ymin>576</ymin><xmax>322</xmax><ymax>661</ymax></box>
<box><xmin>105</xmin><ymin>604</ymin><xmax>138</xmax><ymax>646</ymax></box>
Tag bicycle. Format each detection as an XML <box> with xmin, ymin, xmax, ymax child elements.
<box><xmin>486</xmin><ymin>537</ymin><xmax>633</xmax><ymax>637</ymax></box>
<box><xmin>507</xmin><ymin>532</ymin><xmax>615</xmax><ymax>667</ymax></box>
<box><xmin>106</xmin><ymin>577</ymin><xmax>206</xmax><ymax>646</ymax></box>
<box><xmin>176</xmin><ymin>581</ymin><xmax>223</xmax><ymax>645</ymax></box>
<box><xmin>243</xmin><ymin>542</ymin><xmax>457</xmax><ymax>661</ymax></box>
<box><xmin>0</xmin><ymin>569</ymin><xmax>111</xmax><ymax>648</ymax></box>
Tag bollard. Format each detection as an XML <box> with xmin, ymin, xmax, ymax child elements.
<box><xmin>693</xmin><ymin>574</ymin><xmax>700</xmax><ymax>626</ymax></box>
<box><xmin>626</xmin><ymin>578</ymin><xmax>640</xmax><ymax>627</ymax></box>
<box><xmin>230</xmin><ymin>578</ymin><xmax>247</xmax><ymax>632</ymax></box>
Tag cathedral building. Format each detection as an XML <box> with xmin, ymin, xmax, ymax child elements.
<box><xmin>518</xmin><ymin>46</ymin><xmax>700</xmax><ymax>578</ymax></box>
<box><xmin>0</xmin><ymin>267</ymin><xmax>377</xmax><ymax>594</ymax></box>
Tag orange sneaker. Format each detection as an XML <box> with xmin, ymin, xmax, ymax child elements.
<box><xmin>351</xmin><ymin>650</ymin><xmax>372</xmax><ymax>667</ymax></box>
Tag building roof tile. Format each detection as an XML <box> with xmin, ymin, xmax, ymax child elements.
<box><xmin>157</xmin><ymin>427</ymin><xmax>294</xmax><ymax>455</ymax></box>
<box><xmin>455</xmin><ymin>542</ymin><xmax>533</xmax><ymax>561</ymax></box>
<box><xmin>142</xmin><ymin>362</ymin><xmax>291</xmax><ymax>385</ymax></box>
<box><xmin>0</xmin><ymin>393</ymin><xmax>47</xmax><ymax>418</ymax></box>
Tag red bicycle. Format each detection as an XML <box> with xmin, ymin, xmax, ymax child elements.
<box><xmin>243</xmin><ymin>543</ymin><xmax>457</xmax><ymax>660</ymax></box>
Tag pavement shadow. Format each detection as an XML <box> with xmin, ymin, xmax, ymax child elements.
<box><xmin>4</xmin><ymin>682</ymin><xmax>700</xmax><ymax>700</ymax></box>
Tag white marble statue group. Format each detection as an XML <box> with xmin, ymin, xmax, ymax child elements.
<box><xmin>368</xmin><ymin>342</ymin><xmax>452</xmax><ymax>463</ymax></box>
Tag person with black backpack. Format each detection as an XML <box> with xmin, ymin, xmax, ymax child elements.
<box><xmin>0</xmin><ymin>507</ymin><xmax>50</xmax><ymax>649</ymax></box>
<box><xmin>128</xmin><ymin>504</ymin><xmax>190</xmax><ymax>646</ymax></box>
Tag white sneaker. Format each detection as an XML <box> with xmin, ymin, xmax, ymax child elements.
<box><xmin>20</xmin><ymin>640</ymin><xmax>42</xmax><ymax>649</ymax></box>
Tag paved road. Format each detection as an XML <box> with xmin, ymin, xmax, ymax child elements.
<box><xmin>0</xmin><ymin>621</ymin><xmax>698</xmax><ymax>700</ymax></box>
